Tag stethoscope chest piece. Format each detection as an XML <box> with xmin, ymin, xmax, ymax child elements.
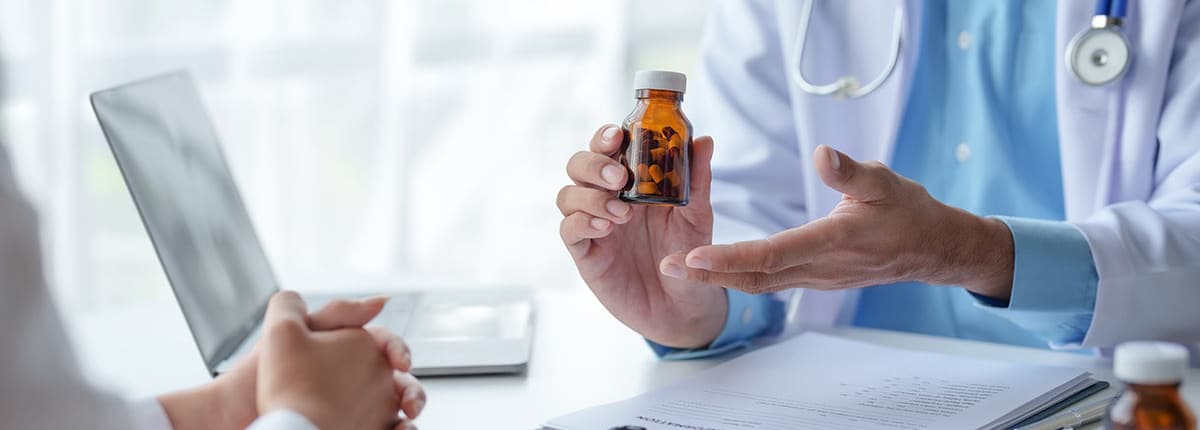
<box><xmin>1067</xmin><ymin>0</ymin><xmax>1133</xmax><ymax>86</ymax></box>
<box><xmin>1067</xmin><ymin>24</ymin><xmax>1131</xmax><ymax>86</ymax></box>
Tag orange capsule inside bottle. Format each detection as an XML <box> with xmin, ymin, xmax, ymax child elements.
<box><xmin>618</xmin><ymin>70</ymin><xmax>691</xmax><ymax>206</ymax></box>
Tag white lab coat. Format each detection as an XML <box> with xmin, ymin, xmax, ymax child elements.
<box><xmin>0</xmin><ymin>147</ymin><xmax>315</xmax><ymax>428</ymax></box>
<box><xmin>692</xmin><ymin>0</ymin><xmax>1200</xmax><ymax>349</ymax></box>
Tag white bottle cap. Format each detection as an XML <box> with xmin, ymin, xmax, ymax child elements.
<box><xmin>634</xmin><ymin>70</ymin><xmax>686</xmax><ymax>93</ymax></box>
<box><xmin>1114</xmin><ymin>341</ymin><xmax>1189</xmax><ymax>385</ymax></box>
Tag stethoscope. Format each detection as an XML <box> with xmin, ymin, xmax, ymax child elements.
<box><xmin>789</xmin><ymin>0</ymin><xmax>1132</xmax><ymax>99</ymax></box>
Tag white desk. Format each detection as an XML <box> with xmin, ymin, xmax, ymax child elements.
<box><xmin>73</xmin><ymin>288</ymin><xmax>1200</xmax><ymax>429</ymax></box>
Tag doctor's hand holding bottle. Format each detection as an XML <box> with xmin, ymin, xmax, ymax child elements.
<box><xmin>559</xmin><ymin>124</ymin><xmax>1020</xmax><ymax>349</ymax></box>
<box><xmin>557</xmin><ymin>124</ymin><xmax>725</xmax><ymax>349</ymax></box>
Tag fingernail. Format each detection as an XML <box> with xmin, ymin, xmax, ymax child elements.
<box><xmin>606</xmin><ymin>200</ymin><xmax>630</xmax><ymax>217</ymax></box>
<box><xmin>602</xmin><ymin>126</ymin><xmax>620</xmax><ymax>141</ymax></box>
<box><xmin>590</xmin><ymin>217</ymin><xmax>611</xmax><ymax>230</ymax></box>
<box><xmin>601</xmin><ymin>165</ymin><xmax>624</xmax><ymax>186</ymax></box>
<box><xmin>825</xmin><ymin>145</ymin><xmax>841</xmax><ymax>171</ymax></box>
<box><xmin>661</xmin><ymin>262</ymin><xmax>686</xmax><ymax>279</ymax></box>
<box><xmin>686</xmin><ymin>255</ymin><xmax>712</xmax><ymax>270</ymax></box>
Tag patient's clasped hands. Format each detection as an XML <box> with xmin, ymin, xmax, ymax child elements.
<box><xmin>158</xmin><ymin>291</ymin><xmax>426</xmax><ymax>430</ymax></box>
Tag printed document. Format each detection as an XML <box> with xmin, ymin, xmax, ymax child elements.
<box><xmin>544</xmin><ymin>333</ymin><xmax>1091</xmax><ymax>430</ymax></box>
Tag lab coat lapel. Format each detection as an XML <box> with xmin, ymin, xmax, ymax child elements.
<box><xmin>1057</xmin><ymin>0</ymin><xmax>1169</xmax><ymax>219</ymax></box>
<box><xmin>1056</xmin><ymin>0</ymin><xmax>1114</xmax><ymax>220</ymax></box>
<box><xmin>779</xmin><ymin>0</ymin><xmax>923</xmax><ymax>329</ymax></box>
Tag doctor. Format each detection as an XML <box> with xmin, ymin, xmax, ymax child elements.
<box><xmin>557</xmin><ymin>0</ymin><xmax>1200</xmax><ymax>357</ymax></box>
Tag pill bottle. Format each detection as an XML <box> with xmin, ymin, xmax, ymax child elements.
<box><xmin>1108</xmin><ymin>341</ymin><xmax>1196</xmax><ymax>430</ymax></box>
<box><xmin>618</xmin><ymin>70</ymin><xmax>691</xmax><ymax>206</ymax></box>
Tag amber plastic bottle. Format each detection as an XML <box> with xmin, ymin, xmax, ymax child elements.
<box><xmin>1108</xmin><ymin>342</ymin><xmax>1196</xmax><ymax>430</ymax></box>
<box><xmin>618</xmin><ymin>70</ymin><xmax>691</xmax><ymax>206</ymax></box>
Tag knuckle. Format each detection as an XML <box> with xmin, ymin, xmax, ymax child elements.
<box><xmin>751</xmin><ymin>272</ymin><xmax>774</xmax><ymax>290</ymax></box>
<box><xmin>759</xmin><ymin>240</ymin><xmax>784</xmax><ymax>273</ymax></box>
<box><xmin>558</xmin><ymin>217</ymin><xmax>574</xmax><ymax>241</ymax></box>
<box><xmin>272</xmin><ymin>290</ymin><xmax>301</xmax><ymax>305</ymax></box>
<box><xmin>266</xmin><ymin>319</ymin><xmax>306</xmax><ymax>342</ymax></box>
<box><xmin>347</xmin><ymin>330</ymin><xmax>377</xmax><ymax>350</ymax></box>
<box><xmin>559</xmin><ymin>213</ymin><xmax>588</xmax><ymax>242</ymax></box>
<box><xmin>725</xmin><ymin>274</ymin><xmax>758</xmax><ymax>291</ymax></box>
<box><xmin>555</xmin><ymin>186</ymin><xmax>572</xmax><ymax>211</ymax></box>
<box><xmin>392</xmin><ymin>336</ymin><xmax>412</xmax><ymax>355</ymax></box>
<box><xmin>567</xmin><ymin>151</ymin><xmax>589</xmax><ymax>170</ymax></box>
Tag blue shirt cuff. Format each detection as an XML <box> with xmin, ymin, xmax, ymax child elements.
<box><xmin>646</xmin><ymin>289</ymin><xmax>784</xmax><ymax>360</ymax></box>
<box><xmin>973</xmin><ymin>217</ymin><xmax>1099</xmax><ymax>345</ymax></box>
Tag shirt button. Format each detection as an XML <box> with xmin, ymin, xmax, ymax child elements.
<box><xmin>741</xmin><ymin>308</ymin><xmax>753</xmax><ymax>325</ymax></box>
<box><xmin>957</xmin><ymin>31</ymin><xmax>973</xmax><ymax>50</ymax></box>
<box><xmin>955</xmin><ymin>142</ymin><xmax>972</xmax><ymax>162</ymax></box>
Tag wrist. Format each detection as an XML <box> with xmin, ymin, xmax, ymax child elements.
<box><xmin>213</xmin><ymin>371</ymin><xmax>260</xmax><ymax>430</ymax></box>
<box><xmin>648</xmin><ymin>286</ymin><xmax>728</xmax><ymax>349</ymax></box>
<box><xmin>158</xmin><ymin>383</ymin><xmax>231</xmax><ymax>430</ymax></box>
<box><xmin>926</xmin><ymin>208</ymin><xmax>1014</xmax><ymax>300</ymax></box>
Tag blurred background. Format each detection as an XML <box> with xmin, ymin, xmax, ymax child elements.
<box><xmin>0</xmin><ymin>0</ymin><xmax>714</xmax><ymax>394</ymax></box>
<box><xmin>1</xmin><ymin>0</ymin><xmax>710</xmax><ymax>308</ymax></box>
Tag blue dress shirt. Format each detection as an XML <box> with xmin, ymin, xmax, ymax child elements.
<box><xmin>652</xmin><ymin>0</ymin><xmax>1099</xmax><ymax>359</ymax></box>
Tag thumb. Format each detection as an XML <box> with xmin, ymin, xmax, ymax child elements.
<box><xmin>263</xmin><ymin>290</ymin><xmax>309</xmax><ymax>328</ymax></box>
<box><xmin>306</xmin><ymin>296</ymin><xmax>389</xmax><ymax>331</ymax></box>
<box><xmin>814</xmin><ymin>144</ymin><xmax>893</xmax><ymax>202</ymax></box>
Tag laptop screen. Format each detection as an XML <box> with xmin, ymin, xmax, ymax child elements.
<box><xmin>90</xmin><ymin>72</ymin><xmax>278</xmax><ymax>369</ymax></box>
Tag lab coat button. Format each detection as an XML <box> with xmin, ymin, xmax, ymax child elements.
<box><xmin>955</xmin><ymin>142</ymin><xmax>972</xmax><ymax>162</ymax></box>
<box><xmin>958</xmin><ymin>31</ymin><xmax>973</xmax><ymax>50</ymax></box>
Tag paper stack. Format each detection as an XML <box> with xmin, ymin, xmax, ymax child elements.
<box><xmin>545</xmin><ymin>333</ymin><xmax>1093</xmax><ymax>430</ymax></box>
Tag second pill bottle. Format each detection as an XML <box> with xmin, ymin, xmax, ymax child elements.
<box><xmin>619</xmin><ymin>70</ymin><xmax>692</xmax><ymax>206</ymax></box>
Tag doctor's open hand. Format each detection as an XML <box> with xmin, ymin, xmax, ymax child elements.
<box><xmin>558</xmin><ymin>124</ymin><xmax>726</xmax><ymax>350</ymax></box>
<box><xmin>660</xmin><ymin>145</ymin><xmax>1016</xmax><ymax>300</ymax></box>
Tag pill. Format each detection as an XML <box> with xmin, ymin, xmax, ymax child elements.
<box><xmin>648</xmin><ymin>164</ymin><xmax>665</xmax><ymax>183</ymax></box>
<box><xmin>668</xmin><ymin>134</ymin><xmax>683</xmax><ymax>150</ymax></box>
<box><xmin>666</xmin><ymin>171</ymin><xmax>681</xmax><ymax>187</ymax></box>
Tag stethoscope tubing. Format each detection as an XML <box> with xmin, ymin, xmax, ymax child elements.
<box><xmin>790</xmin><ymin>0</ymin><xmax>1131</xmax><ymax>99</ymax></box>
<box><xmin>789</xmin><ymin>0</ymin><xmax>904</xmax><ymax>99</ymax></box>
<box><xmin>1095</xmin><ymin>0</ymin><xmax>1128</xmax><ymax>18</ymax></box>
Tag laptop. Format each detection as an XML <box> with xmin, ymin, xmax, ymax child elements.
<box><xmin>90</xmin><ymin>71</ymin><xmax>534</xmax><ymax>377</ymax></box>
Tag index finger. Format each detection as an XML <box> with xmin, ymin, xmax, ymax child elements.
<box><xmin>589</xmin><ymin>124</ymin><xmax>624</xmax><ymax>155</ymax></box>
<box><xmin>686</xmin><ymin>219</ymin><xmax>834</xmax><ymax>273</ymax></box>
<box><xmin>264</xmin><ymin>290</ymin><xmax>309</xmax><ymax>327</ymax></box>
<box><xmin>366</xmin><ymin>326</ymin><xmax>413</xmax><ymax>373</ymax></box>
